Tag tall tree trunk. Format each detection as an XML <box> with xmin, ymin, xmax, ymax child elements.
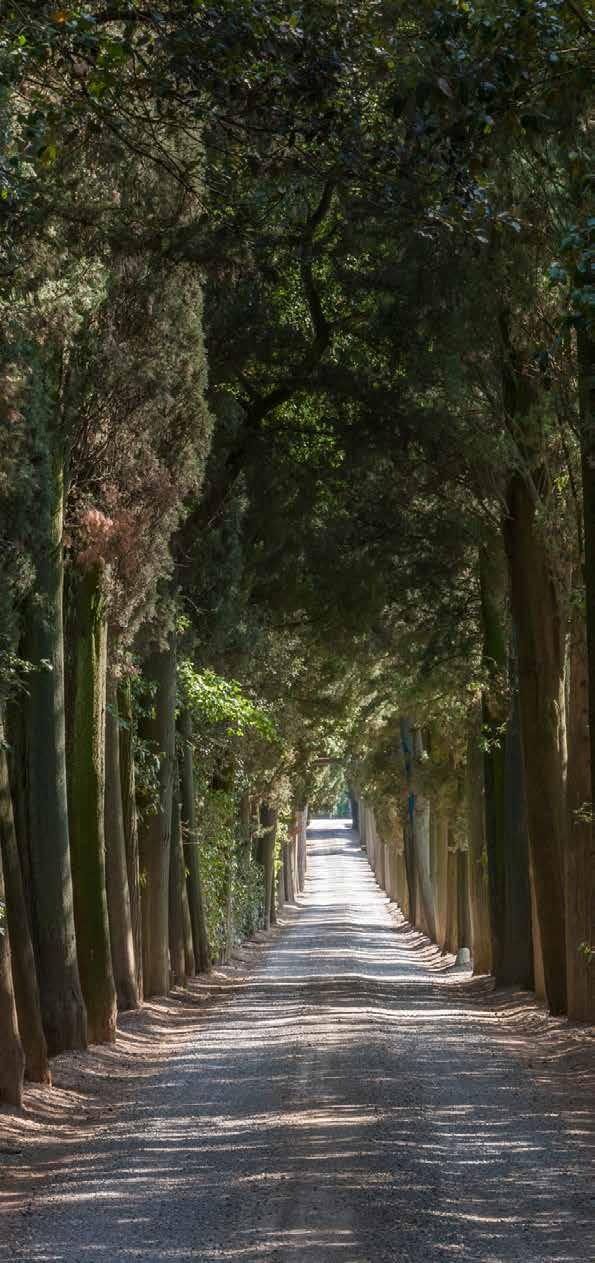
<box><xmin>576</xmin><ymin>311</ymin><xmax>595</xmax><ymax>1018</ymax></box>
<box><xmin>457</xmin><ymin>850</ymin><xmax>471</xmax><ymax>950</ymax></box>
<box><xmin>24</xmin><ymin>448</ymin><xmax>87</xmax><ymax>1054</ymax></box>
<box><xmin>481</xmin><ymin>538</ymin><xmax>533</xmax><ymax>986</ymax></box>
<box><xmin>5</xmin><ymin>697</ymin><xmax>32</xmax><ymax>931</ymax></box>
<box><xmin>479</xmin><ymin>537</ymin><xmax>509</xmax><ymax>980</ymax></box>
<box><xmin>0</xmin><ymin>852</ymin><xmax>25</xmax><ymax>1107</ymax></box>
<box><xmin>297</xmin><ymin>806</ymin><xmax>307</xmax><ymax>891</ymax></box>
<box><xmin>429</xmin><ymin>806</ymin><xmax>444</xmax><ymax>945</ymax></box>
<box><xmin>413</xmin><ymin>729</ymin><xmax>437</xmax><ymax>940</ymax></box>
<box><xmin>68</xmin><ymin>565</ymin><xmax>117</xmax><ymax>1044</ymax></box>
<box><xmin>466</xmin><ymin>711</ymin><xmax>492</xmax><ymax>975</ymax></box>
<box><xmin>223</xmin><ymin>866</ymin><xmax>234</xmax><ymax>964</ymax></box>
<box><xmin>260</xmin><ymin>803</ymin><xmax>277</xmax><ymax>932</ymax></box>
<box><xmin>348</xmin><ymin>792</ymin><xmax>359</xmax><ymax>832</ymax></box>
<box><xmin>178</xmin><ymin>708</ymin><xmax>210</xmax><ymax>973</ymax></box>
<box><xmin>578</xmin><ymin>302</ymin><xmax>595</xmax><ymax>810</ymax></box>
<box><xmin>276</xmin><ymin>853</ymin><xmax>284</xmax><ymax>919</ymax></box>
<box><xmin>138</xmin><ymin>640</ymin><xmax>176</xmax><ymax>998</ymax></box>
<box><xmin>168</xmin><ymin>779</ymin><xmax>187</xmax><ymax>985</ymax></box>
<box><xmin>565</xmin><ymin>612</ymin><xmax>595</xmax><ymax>1020</ymax></box>
<box><xmin>0</xmin><ymin>713</ymin><xmax>50</xmax><ymax>1083</ymax></box>
<box><xmin>444</xmin><ymin>833</ymin><xmax>459</xmax><ymax>955</ymax></box>
<box><xmin>118</xmin><ymin>678</ymin><xmax>143</xmax><ymax>1001</ymax></box>
<box><xmin>104</xmin><ymin>675</ymin><xmax>139</xmax><ymax>1012</ymax></box>
<box><xmin>399</xmin><ymin>720</ymin><xmax>419</xmax><ymax>926</ymax></box>
<box><xmin>501</xmin><ymin>637</ymin><xmax>533</xmax><ymax>988</ymax></box>
<box><xmin>529</xmin><ymin>853</ymin><xmax>546</xmax><ymax>1002</ymax></box>
<box><xmin>504</xmin><ymin>474</ymin><xmax>567</xmax><ymax>1013</ymax></box>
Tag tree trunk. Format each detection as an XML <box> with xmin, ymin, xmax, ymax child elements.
<box><xmin>104</xmin><ymin>675</ymin><xmax>139</xmax><ymax>1011</ymax></box>
<box><xmin>68</xmin><ymin>565</ymin><xmax>117</xmax><ymax>1044</ymax></box>
<box><xmin>118</xmin><ymin>678</ymin><xmax>143</xmax><ymax>1001</ymax></box>
<box><xmin>223</xmin><ymin>867</ymin><xmax>234</xmax><ymax>964</ymax></box>
<box><xmin>431</xmin><ymin>807</ymin><xmax>449</xmax><ymax>950</ymax></box>
<box><xmin>348</xmin><ymin>793</ymin><xmax>359</xmax><ymax>832</ymax></box>
<box><xmin>168</xmin><ymin>780</ymin><xmax>187</xmax><ymax>986</ymax></box>
<box><xmin>178</xmin><ymin>708</ymin><xmax>210</xmax><ymax>973</ymax></box>
<box><xmin>501</xmin><ymin>638</ymin><xmax>533</xmax><ymax>988</ymax></box>
<box><xmin>0</xmin><ymin>713</ymin><xmax>50</xmax><ymax>1083</ymax></box>
<box><xmin>276</xmin><ymin>852</ymin><xmax>284</xmax><ymax>918</ymax></box>
<box><xmin>359</xmin><ymin>797</ymin><xmax>368</xmax><ymax>850</ymax></box>
<box><xmin>297</xmin><ymin>807</ymin><xmax>307</xmax><ymax>891</ymax></box>
<box><xmin>0</xmin><ymin>852</ymin><xmax>25</xmax><ymax>1107</ymax></box>
<box><xmin>138</xmin><ymin>640</ymin><xmax>176</xmax><ymax>998</ymax></box>
<box><xmin>286</xmin><ymin>820</ymin><xmax>298</xmax><ymax>904</ymax></box>
<box><xmin>444</xmin><ymin>832</ymin><xmax>459</xmax><ymax>955</ymax></box>
<box><xmin>504</xmin><ymin>474</ymin><xmax>567</xmax><ymax>1014</ymax></box>
<box><xmin>457</xmin><ymin>849</ymin><xmax>471</xmax><ymax>950</ymax></box>
<box><xmin>479</xmin><ymin>536</ymin><xmax>510</xmax><ymax>980</ymax></box>
<box><xmin>466</xmin><ymin>711</ymin><xmax>492</xmax><ymax>975</ymax></box>
<box><xmin>529</xmin><ymin>852</ymin><xmax>546</xmax><ymax>1002</ymax></box>
<box><xmin>5</xmin><ymin>696</ymin><xmax>32</xmax><ymax>931</ymax></box>
<box><xmin>412</xmin><ymin>792</ymin><xmax>436</xmax><ymax>940</ymax></box>
<box><xmin>260</xmin><ymin>803</ymin><xmax>277</xmax><ymax>932</ymax></box>
<box><xmin>565</xmin><ymin>613</ymin><xmax>595</xmax><ymax>1020</ymax></box>
<box><xmin>24</xmin><ymin>448</ymin><xmax>87</xmax><ymax>1055</ymax></box>
<box><xmin>578</xmin><ymin>315</ymin><xmax>595</xmax><ymax>968</ymax></box>
<box><xmin>400</xmin><ymin>720</ymin><xmax>419</xmax><ymax>926</ymax></box>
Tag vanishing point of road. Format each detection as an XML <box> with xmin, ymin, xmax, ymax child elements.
<box><xmin>3</xmin><ymin>820</ymin><xmax>592</xmax><ymax>1262</ymax></box>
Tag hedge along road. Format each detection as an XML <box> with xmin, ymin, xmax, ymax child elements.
<box><xmin>3</xmin><ymin>820</ymin><xmax>593</xmax><ymax>1262</ymax></box>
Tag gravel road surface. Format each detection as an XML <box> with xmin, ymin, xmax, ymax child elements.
<box><xmin>2</xmin><ymin>820</ymin><xmax>593</xmax><ymax>1262</ymax></box>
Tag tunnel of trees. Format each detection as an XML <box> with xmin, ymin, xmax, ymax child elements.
<box><xmin>0</xmin><ymin>1</ymin><xmax>593</xmax><ymax>1107</ymax></box>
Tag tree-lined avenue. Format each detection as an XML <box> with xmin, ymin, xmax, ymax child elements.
<box><xmin>3</xmin><ymin>820</ymin><xmax>591</xmax><ymax>1263</ymax></box>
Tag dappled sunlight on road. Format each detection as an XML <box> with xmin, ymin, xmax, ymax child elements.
<box><xmin>1</xmin><ymin>820</ymin><xmax>592</xmax><ymax>1262</ymax></box>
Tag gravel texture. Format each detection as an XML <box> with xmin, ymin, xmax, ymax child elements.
<box><xmin>1</xmin><ymin>819</ymin><xmax>593</xmax><ymax>1262</ymax></box>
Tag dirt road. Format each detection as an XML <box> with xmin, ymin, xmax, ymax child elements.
<box><xmin>2</xmin><ymin>821</ymin><xmax>593</xmax><ymax>1261</ymax></box>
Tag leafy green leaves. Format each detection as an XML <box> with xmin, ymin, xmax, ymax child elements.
<box><xmin>178</xmin><ymin>658</ymin><xmax>278</xmax><ymax>743</ymax></box>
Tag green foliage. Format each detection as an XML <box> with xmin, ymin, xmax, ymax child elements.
<box><xmin>194</xmin><ymin>778</ymin><xmax>264</xmax><ymax>956</ymax></box>
<box><xmin>178</xmin><ymin>658</ymin><xmax>278</xmax><ymax>743</ymax></box>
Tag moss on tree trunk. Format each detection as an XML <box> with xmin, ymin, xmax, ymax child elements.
<box><xmin>138</xmin><ymin>640</ymin><xmax>176</xmax><ymax>998</ymax></box>
<box><xmin>178</xmin><ymin>708</ymin><xmax>210</xmax><ymax>973</ymax></box>
<box><xmin>118</xmin><ymin>678</ymin><xmax>143</xmax><ymax>1001</ymax></box>
<box><xmin>169</xmin><ymin>775</ymin><xmax>190</xmax><ymax>985</ymax></box>
<box><xmin>104</xmin><ymin>675</ymin><xmax>139</xmax><ymax>1012</ymax></box>
<box><xmin>260</xmin><ymin>803</ymin><xmax>277</xmax><ymax>932</ymax></box>
<box><xmin>565</xmin><ymin>613</ymin><xmax>594</xmax><ymax>1020</ymax></box>
<box><xmin>444</xmin><ymin>832</ymin><xmax>459</xmax><ymax>955</ymax></box>
<box><xmin>0</xmin><ymin>852</ymin><xmax>25</xmax><ymax>1107</ymax></box>
<box><xmin>68</xmin><ymin>565</ymin><xmax>117</xmax><ymax>1044</ymax></box>
<box><xmin>501</xmin><ymin>639</ymin><xmax>533</xmax><ymax>988</ymax></box>
<box><xmin>0</xmin><ymin>713</ymin><xmax>50</xmax><ymax>1083</ymax></box>
<box><xmin>24</xmin><ymin>447</ymin><xmax>87</xmax><ymax>1055</ymax></box>
<box><xmin>465</xmin><ymin>711</ymin><xmax>492</xmax><ymax>975</ymax></box>
<box><xmin>504</xmin><ymin>474</ymin><xmax>567</xmax><ymax>1014</ymax></box>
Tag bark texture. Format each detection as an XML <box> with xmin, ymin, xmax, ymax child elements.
<box><xmin>504</xmin><ymin>474</ymin><xmax>567</xmax><ymax>1014</ymax></box>
<box><xmin>169</xmin><ymin>779</ymin><xmax>189</xmax><ymax>985</ymax></box>
<box><xmin>118</xmin><ymin>679</ymin><xmax>143</xmax><ymax>1001</ymax></box>
<box><xmin>578</xmin><ymin>317</ymin><xmax>595</xmax><ymax>994</ymax></box>
<box><xmin>260</xmin><ymin>803</ymin><xmax>277</xmax><ymax>932</ymax></box>
<box><xmin>501</xmin><ymin>644</ymin><xmax>533</xmax><ymax>988</ymax></box>
<box><xmin>178</xmin><ymin>708</ymin><xmax>210</xmax><ymax>973</ymax></box>
<box><xmin>138</xmin><ymin>641</ymin><xmax>176</xmax><ymax>998</ymax></box>
<box><xmin>565</xmin><ymin>615</ymin><xmax>595</xmax><ymax>1020</ymax></box>
<box><xmin>104</xmin><ymin>676</ymin><xmax>139</xmax><ymax>1012</ymax></box>
<box><xmin>24</xmin><ymin>449</ymin><xmax>87</xmax><ymax>1055</ymax></box>
<box><xmin>466</xmin><ymin>713</ymin><xmax>492</xmax><ymax>975</ymax></box>
<box><xmin>0</xmin><ymin>713</ymin><xmax>50</xmax><ymax>1083</ymax></box>
<box><xmin>0</xmin><ymin>852</ymin><xmax>25</xmax><ymax>1106</ymax></box>
<box><xmin>68</xmin><ymin>565</ymin><xmax>117</xmax><ymax>1044</ymax></box>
